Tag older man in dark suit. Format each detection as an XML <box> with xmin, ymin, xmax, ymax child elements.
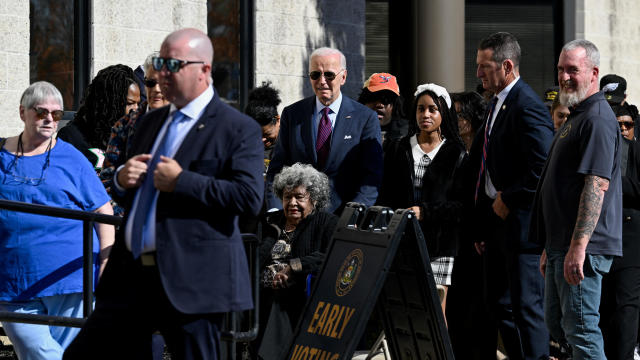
<box><xmin>64</xmin><ymin>28</ymin><xmax>264</xmax><ymax>360</ymax></box>
<box><xmin>266</xmin><ymin>47</ymin><xmax>383</xmax><ymax>213</ymax></box>
<box><xmin>467</xmin><ymin>32</ymin><xmax>554</xmax><ymax>360</ymax></box>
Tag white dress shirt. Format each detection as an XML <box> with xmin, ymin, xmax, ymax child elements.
<box><xmin>485</xmin><ymin>77</ymin><xmax>520</xmax><ymax>199</ymax></box>
<box><xmin>123</xmin><ymin>85</ymin><xmax>215</xmax><ymax>253</ymax></box>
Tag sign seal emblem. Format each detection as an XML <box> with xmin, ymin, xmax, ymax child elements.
<box><xmin>336</xmin><ymin>249</ymin><xmax>363</xmax><ymax>297</ymax></box>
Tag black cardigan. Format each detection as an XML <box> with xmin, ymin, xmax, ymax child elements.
<box><xmin>377</xmin><ymin>136</ymin><xmax>468</xmax><ymax>258</ymax></box>
<box><xmin>259</xmin><ymin>210</ymin><xmax>338</xmax><ymax>277</ymax></box>
<box><xmin>256</xmin><ymin>210</ymin><xmax>338</xmax><ymax>359</ymax></box>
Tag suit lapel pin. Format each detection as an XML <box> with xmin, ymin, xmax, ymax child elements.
<box><xmin>197</xmin><ymin>123</ymin><xmax>205</xmax><ymax>130</ymax></box>
<box><xmin>502</xmin><ymin>104</ymin><xmax>506</xmax><ymax>110</ymax></box>
<box><xmin>346</xmin><ymin>115</ymin><xmax>352</xmax><ymax>119</ymax></box>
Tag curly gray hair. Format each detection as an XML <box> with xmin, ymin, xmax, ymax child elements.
<box><xmin>273</xmin><ymin>163</ymin><xmax>331</xmax><ymax>211</ymax></box>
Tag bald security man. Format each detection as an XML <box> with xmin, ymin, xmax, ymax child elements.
<box><xmin>64</xmin><ymin>28</ymin><xmax>264</xmax><ymax>360</ymax></box>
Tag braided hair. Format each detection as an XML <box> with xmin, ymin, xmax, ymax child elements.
<box><xmin>245</xmin><ymin>81</ymin><xmax>281</xmax><ymax>126</ymax></box>
<box><xmin>409</xmin><ymin>89</ymin><xmax>466</xmax><ymax>150</ymax></box>
<box><xmin>73</xmin><ymin>64</ymin><xmax>137</xmax><ymax>149</ymax></box>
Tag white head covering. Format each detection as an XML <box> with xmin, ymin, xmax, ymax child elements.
<box><xmin>414</xmin><ymin>83</ymin><xmax>451</xmax><ymax>109</ymax></box>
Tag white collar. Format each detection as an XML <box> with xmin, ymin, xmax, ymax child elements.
<box><xmin>410</xmin><ymin>135</ymin><xmax>447</xmax><ymax>159</ymax></box>
<box><xmin>169</xmin><ymin>85</ymin><xmax>215</xmax><ymax>120</ymax></box>
<box><xmin>496</xmin><ymin>76</ymin><xmax>520</xmax><ymax>102</ymax></box>
<box><xmin>315</xmin><ymin>92</ymin><xmax>343</xmax><ymax>114</ymax></box>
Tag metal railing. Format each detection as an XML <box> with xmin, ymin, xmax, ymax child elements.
<box><xmin>0</xmin><ymin>199</ymin><xmax>259</xmax><ymax>347</ymax></box>
<box><xmin>0</xmin><ymin>199</ymin><xmax>121</xmax><ymax>328</ymax></box>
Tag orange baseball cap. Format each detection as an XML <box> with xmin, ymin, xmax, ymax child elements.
<box><xmin>363</xmin><ymin>73</ymin><xmax>400</xmax><ymax>96</ymax></box>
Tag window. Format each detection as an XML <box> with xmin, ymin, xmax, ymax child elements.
<box><xmin>208</xmin><ymin>0</ymin><xmax>241</xmax><ymax>106</ymax></box>
<box><xmin>465</xmin><ymin>1</ymin><xmax>557</xmax><ymax>96</ymax></box>
<box><xmin>30</xmin><ymin>0</ymin><xmax>75</xmax><ymax>109</ymax></box>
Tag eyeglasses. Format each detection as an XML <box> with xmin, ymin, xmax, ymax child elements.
<box><xmin>33</xmin><ymin>107</ymin><xmax>64</xmax><ymax>122</ymax></box>
<box><xmin>143</xmin><ymin>77</ymin><xmax>158</xmax><ymax>88</ymax></box>
<box><xmin>309</xmin><ymin>69</ymin><xmax>344</xmax><ymax>81</ymax></box>
<box><xmin>152</xmin><ymin>57</ymin><xmax>205</xmax><ymax>73</ymax></box>
<box><xmin>371</xmin><ymin>93</ymin><xmax>397</xmax><ymax>106</ymax></box>
<box><xmin>619</xmin><ymin>121</ymin><xmax>635</xmax><ymax>129</ymax></box>
<box><xmin>6</xmin><ymin>135</ymin><xmax>52</xmax><ymax>186</ymax></box>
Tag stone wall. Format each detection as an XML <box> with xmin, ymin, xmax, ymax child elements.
<box><xmin>0</xmin><ymin>0</ymin><xmax>207</xmax><ymax>138</ymax></box>
<box><xmin>254</xmin><ymin>0</ymin><xmax>366</xmax><ymax>110</ymax></box>
<box><xmin>0</xmin><ymin>0</ymin><xmax>30</xmax><ymax>137</ymax></box>
<box><xmin>582</xmin><ymin>0</ymin><xmax>640</xmax><ymax>104</ymax></box>
<box><xmin>93</xmin><ymin>0</ymin><xmax>208</xmax><ymax>74</ymax></box>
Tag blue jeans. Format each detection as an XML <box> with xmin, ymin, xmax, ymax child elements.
<box><xmin>0</xmin><ymin>293</ymin><xmax>85</xmax><ymax>360</ymax></box>
<box><xmin>544</xmin><ymin>249</ymin><xmax>613</xmax><ymax>360</ymax></box>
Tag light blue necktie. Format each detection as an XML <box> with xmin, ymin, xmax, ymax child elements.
<box><xmin>131</xmin><ymin>110</ymin><xmax>186</xmax><ymax>258</ymax></box>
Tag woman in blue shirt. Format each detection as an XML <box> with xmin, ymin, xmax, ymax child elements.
<box><xmin>0</xmin><ymin>81</ymin><xmax>114</xmax><ymax>359</ymax></box>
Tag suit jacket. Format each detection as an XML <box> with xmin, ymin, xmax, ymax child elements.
<box><xmin>615</xmin><ymin>138</ymin><xmax>640</xmax><ymax>269</ymax></box>
<box><xmin>101</xmin><ymin>91</ymin><xmax>264</xmax><ymax>314</ymax></box>
<box><xmin>467</xmin><ymin>79</ymin><xmax>553</xmax><ymax>250</ymax></box>
<box><xmin>266</xmin><ymin>95</ymin><xmax>383</xmax><ymax>213</ymax></box>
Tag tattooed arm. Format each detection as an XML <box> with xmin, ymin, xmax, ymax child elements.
<box><xmin>564</xmin><ymin>175</ymin><xmax>609</xmax><ymax>285</ymax></box>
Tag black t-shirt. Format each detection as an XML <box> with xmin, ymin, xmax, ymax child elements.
<box><xmin>536</xmin><ymin>91</ymin><xmax>622</xmax><ymax>256</ymax></box>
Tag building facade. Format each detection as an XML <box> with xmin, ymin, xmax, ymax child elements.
<box><xmin>1</xmin><ymin>0</ymin><xmax>639</xmax><ymax>137</ymax></box>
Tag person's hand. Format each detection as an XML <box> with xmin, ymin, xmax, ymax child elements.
<box><xmin>539</xmin><ymin>249</ymin><xmax>547</xmax><ymax>278</ymax></box>
<box><xmin>272</xmin><ymin>265</ymin><xmax>291</xmax><ymax>289</ymax></box>
<box><xmin>117</xmin><ymin>154</ymin><xmax>152</xmax><ymax>189</ymax></box>
<box><xmin>408</xmin><ymin>206</ymin><xmax>423</xmax><ymax>220</ymax></box>
<box><xmin>474</xmin><ymin>241</ymin><xmax>486</xmax><ymax>255</ymax></box>
<box><xmin>154</xmin><ymin>156</ymin><xmax>182</xmax><ymax>192</ymax></box>
<box><xmin>564</xmin><ymin>244</ymin><xmax>585</xmax><ymax>285</ymax></box>
<box><xmin>492</xmin><ymin>192</ymin><xmax>510</xmax><ymax>220</ymax></box>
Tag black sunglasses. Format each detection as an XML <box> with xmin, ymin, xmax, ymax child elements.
<box><xmin>308</xmin><ymin>69</ymin><xmax>344</xmax><ymax>81</ymax></box>
<box><xmin>152</xmin><ymin>57</ymin><xmax>205</xmax><ymax>73</ymax></box>
<box><xmin>33</xmin><ymin>107</ymin><xmax>64</xmax><ymax>122</ymax></box>
<box><xmin>619</xmin><ymin>120</ymin><xmax>635</xmax><ymax>129</ymax></box>
<box><xmin>372</xmin><ymin>93</ymin><xmax>397</xmax><ymax>106</ymax></box>
<box><xmin>143</xmin><ymin>77</ymin><xmax>158</xmax><ymax>88</ymax></box>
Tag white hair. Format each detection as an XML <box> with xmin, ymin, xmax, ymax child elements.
<box><xmin>309</xmin><ymin>47</ymin><xmax>347</xmax><ymax>70</ymax></box>
<box><xmin>562</xmin><ymin>39</ymin><xmax>600</xmax><ymax>68</ymax></box>
<box><xmin>143</xmin><ymin>51</ymin><xmax>160</xmax><ymax>74</ymax></box>
<box><xmin>20</xmin><ymin>81</ymin><xmax>63</xmax><ymax>110</ymax></box>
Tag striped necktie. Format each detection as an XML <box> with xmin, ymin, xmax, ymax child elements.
<box><xmin>316</xmin><ymin>107</ymin><xmax>332</xmax><ymax>169</ymax></box>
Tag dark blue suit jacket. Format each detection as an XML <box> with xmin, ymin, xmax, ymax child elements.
<box><xmin>468</xmin><ymin>79</ymin><xmax>553</xmax><ymax>250</ymax></box>
<box><xmin>266</xmin><ymin>95</ymin><xmax>383</xmax><ymax>212</ymax></box>
<box><xmin>102</xmin><ymin>91</ymin><xmax>264</xmax><ymax>314</ymax></box>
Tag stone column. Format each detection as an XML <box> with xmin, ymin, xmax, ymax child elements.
<box><xmin>0</xmin><ymin>0</ymin><xmax>30</xmax><ymax>137</ymax></box>
<box><xmin>415</xmin><ymin>0</ymin><xmax>465</xmax><ymax>92</ymax></box>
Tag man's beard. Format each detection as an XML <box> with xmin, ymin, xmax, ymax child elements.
<box><xmin>559</xmin><ymin>79</ymin><xmax>589</xmax><ymax>107</ymax></box>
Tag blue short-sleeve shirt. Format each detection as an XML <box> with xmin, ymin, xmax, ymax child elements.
<box><xmin>0</xmin><ymin>139</ymin><xmax>111</xmax><ymax>301</ymax></box>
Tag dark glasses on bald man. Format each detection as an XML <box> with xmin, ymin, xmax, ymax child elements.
<box><xmin>33</xmin><ymin>107</ymin><xmax>64</xmax><ymax>122</ymax></box>
<box><xmin>152</xmin><ymin>57</ymin><xmax>205</xmax><ymax>73</ymax></box>
<box><xmin>308</xmin><ymin>69</ymin><xmax>344</xmax><ymax>81</ymax></box>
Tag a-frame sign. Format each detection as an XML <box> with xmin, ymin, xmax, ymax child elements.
<box><xmin>284</xmin><ymin>204</ymin><xmax>455</xmax><ymax>360</ymax></box>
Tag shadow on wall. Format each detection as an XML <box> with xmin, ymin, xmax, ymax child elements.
<box><xmin>301</xmin><ymin>1</ymin><xmax>365</xmax><ymax>101</ymax></box>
